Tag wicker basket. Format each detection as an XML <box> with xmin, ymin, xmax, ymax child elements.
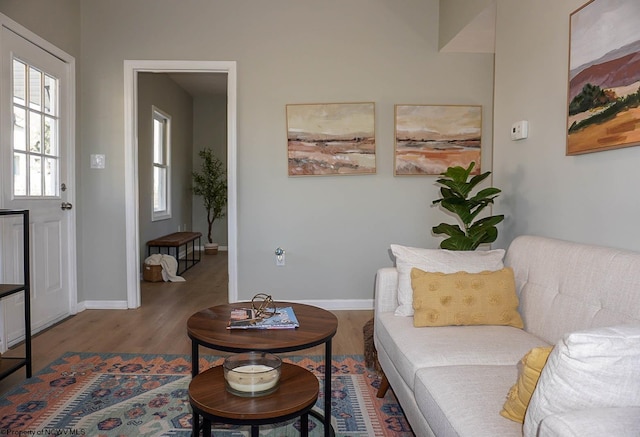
<box><xmin>143</xmin><ymin>263</ymin><xmax>163</xmax><ymax>282</ymax></box>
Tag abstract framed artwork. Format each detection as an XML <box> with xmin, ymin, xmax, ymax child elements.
<box><xmin>394</xmin><ymin>104</ymin><xmax>482</xmax><ymax>176</ymax></box>
<box><xmin>567</xmin><ymin>0</ymin><xmax>640</xmax><ymax>155</ymax></box>
<box><xmin>286</xmin><ymin>102</ymin><xmax>376</xmax><ymax>176</ymax></box>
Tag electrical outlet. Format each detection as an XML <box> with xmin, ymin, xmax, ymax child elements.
<box><xmin>511</xmin><ymin>120</ymin><xmax>529</xmax><ymax>140</ymax></box>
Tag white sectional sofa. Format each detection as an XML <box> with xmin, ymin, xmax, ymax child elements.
<box><xmin>374</xmin><ymin>235</ymin><xmax>640</xmax><ymax>436</ymax></box>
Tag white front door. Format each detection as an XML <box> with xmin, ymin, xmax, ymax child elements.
<box><xmin>0</xmin><ymin>24</ymin><xmax>76</xmax><ymax>350</ymax></box>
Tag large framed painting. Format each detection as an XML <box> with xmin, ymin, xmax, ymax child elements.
<box><xmin>394</xmin><ymin>104</ymin><xmax>482</xmax><ymax>176</ymax></box>
<box><xmin>286</xmin><ymin>102</ymin><xmax>376</xmax><ymax>176</ymax></box>
<box><xmin>567</xmin><ymin>0</ymin><xmax>640</xmax><ymax>155</ymax></box>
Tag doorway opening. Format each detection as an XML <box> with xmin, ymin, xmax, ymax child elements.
<box><xmin>124</xmin><ymin>60</ymin><xmax>238</xmax><ymax>309</ymax></box>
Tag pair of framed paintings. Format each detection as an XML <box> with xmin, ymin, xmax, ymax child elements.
<box><xmin>286</xmin><ymin>102</ymin><xmax>482</xmax><ymax>177</ymax></box>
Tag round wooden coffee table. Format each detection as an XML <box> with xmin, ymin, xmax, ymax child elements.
<box><xmin>189</xmin><ymin>363</ymin><xmax>319</xmax><ymax>437</ymax></box>
<box><xmin>187</xmin><ymin>302</ymin><xmax>338</xmax><ymax>437</ymax></box>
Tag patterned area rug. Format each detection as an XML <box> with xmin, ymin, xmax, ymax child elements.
<box><xmin>0</xmin><ymin>352</ymin><xmax>414</xmax><ymax>436</ymax></box>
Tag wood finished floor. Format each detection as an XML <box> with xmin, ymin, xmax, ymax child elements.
<box><xmin>0</xmin><ymin>251</ymin><xmax>373</xmax><ymax>395</ymax></box>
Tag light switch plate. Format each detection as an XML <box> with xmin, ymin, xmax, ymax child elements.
<box><xmin>91</xmin><ymin>154</ymin><xmax>106</xmax><ymax>169</ymax></box>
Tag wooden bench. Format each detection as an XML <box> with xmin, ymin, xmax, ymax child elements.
<box><xmin>146</xmin><ymin>231</ymin><xmax>202</xmax><ymax>275</ymax></box>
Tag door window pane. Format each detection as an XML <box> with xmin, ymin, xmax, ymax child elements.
<box><xmin>44</xmin><ymin>157</ymin><xmax>58</xmax><ymax>196</ymax></box>
<box><xmin>13</xmin><ymin>107</ymin><xmax>26</xmax><ymax>151</ymax></box>
<box><xmin>29</xmin><ymin>68</ymin><xmax>41</xmax><ymax>110</ymax></box>
<box><xmin>29</xmin><ymin>155</ymin><xmax>42</xmax><ymax>196</ymax></box>
<box><xmin>44</xmin><ymin>74</ymin><xmax>56</xmax><ymax>115</ymax></box>
<box><xmin>44</xmin><ymin>115</ymin><xmax>57</xmax><ymax>155</ymax></box>
<box><xmin>29</xmin><ymin>111</ymin><xmax>41</xmax><ymax>152</ymax></box>
<box><xmin>13</xmin><ymin>152</ymin><xmax>26</xmax><ymax>196</ymax></box>
<box><xmin>13</xmin><ymin>60</ymin><xmax>26</xmax><ymax>105</ymax></box>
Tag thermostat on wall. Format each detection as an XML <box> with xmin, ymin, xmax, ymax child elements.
<box><xmin>511</xmin><ymin>120</ymin><xmax>528</xmax><ymax>141</ymax></box>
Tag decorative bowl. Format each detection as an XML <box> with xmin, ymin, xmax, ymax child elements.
<box><xmin>223</xmin><ymin>352</ymin><xmax>282</xmax><ymax>397</ymax></box>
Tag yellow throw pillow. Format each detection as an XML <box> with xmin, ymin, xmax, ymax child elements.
<box><xmin>411</xmin><ymin>267</ymin><xmax>524</xmax><ymax>328</ymax></box>
<box><xmin>500</xmin><ymin>346</ymin><xmax>553</xmax><ymax>423</ymax></box>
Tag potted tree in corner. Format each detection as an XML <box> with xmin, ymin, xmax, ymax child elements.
<box><xmin>432</xmin><ymin>161</ymin><xmax>504</xmax><ymax>251</ymax></box>
<box><xmin>193</xmin><ymin>147</ymin><xmax>227</xmax><ymax>255</ymax></box>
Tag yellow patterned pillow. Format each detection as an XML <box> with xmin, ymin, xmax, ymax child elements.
<box><xmin>411</xmin><ymin>267</ymin><xmax>524</xmax><ymax>328</ymax></box>
<box><xmin>500</xmin><ymin>346</ymin><xmax>553</xmax><ymax>423</ymax></box>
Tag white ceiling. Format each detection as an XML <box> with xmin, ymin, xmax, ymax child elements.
<box><xmin>167</xmin><ymin>72</ymin><xmax>228</xmax><ymax>97</ymax></box>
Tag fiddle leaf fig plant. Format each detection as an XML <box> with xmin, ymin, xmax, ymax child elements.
<box><xmin>432</xmin><ymin>161</ymin><xmax>504</xmax><ymax>251</ymax></box>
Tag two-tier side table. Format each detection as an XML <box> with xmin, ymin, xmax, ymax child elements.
<box><xmin>187</xmin><ymin>302</ymin><xmax>338</xmax><ymax>437</ymax></box>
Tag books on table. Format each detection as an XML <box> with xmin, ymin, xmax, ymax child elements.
<box><xmin>227</xmin><ymin>306</ymin><xmax>300</xmax><ymax>330</ymax></box>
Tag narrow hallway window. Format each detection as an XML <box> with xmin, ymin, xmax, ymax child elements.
<box><xmin>152</xmin><ymin>106</ymin><xmax>171</xmax><ymax>220</ymax></box>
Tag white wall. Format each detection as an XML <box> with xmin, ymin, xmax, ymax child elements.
<box><xmin>81</xmin><ymin>0</ymin><xmax>495</xmax><ymax>305</ymax></box>
<box><xmin>493</xmin><ymin>0</ymin><xmax>640</xmax><ymax>253</ymax></box>
<box><xmin>3</xmin><ymin>0</ymin><xmax>637</xmax><ymax>325</ymax></box>
<box><xmin>3</xmin><ymin>0</ymin><xmax>495</xmax><ymax>306</ymax></box>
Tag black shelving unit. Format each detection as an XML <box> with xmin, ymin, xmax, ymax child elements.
<box><xmin>0</xmin><ymin>209</ymin><xmax>31</xmax><ymax>379</ymax></box>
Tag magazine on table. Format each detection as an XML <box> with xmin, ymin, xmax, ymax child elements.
<box><xmin>226</xmin><ymin>306</ymin><xmax>300</xmax><ymax>330</ymax></box>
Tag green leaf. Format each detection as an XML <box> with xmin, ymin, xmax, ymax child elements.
<box><xmin>470</xmin><ymin>215</ymin><xmax>505</xmax><ymax>228</ymax></box>
<box><xmin>480</xmin><ymin>226</ymin><xmax>498</xmax><ymax>244</ymax></box>
<box><xmin>440</xmin><ymin>235</ymin><xmax>476</xmax><ymax>251</ymax></box>
<box><xmin>466</xmin><ymin>216</ymin><xmax>504</xmax><ymax>246</ymax></box>
<box><xmin>439</xmin><ymin>201</ymin><xmax>473</xmax><ymax>226</ymax></box>
<box><xmin>471</xmin><ymin>187</ymin><xmax>501</xmax><ymax>201</ymax></box>
<box><xmin>467</xmin><ymin>171</ymin><xmax>490</xmax><ymax>190</ymax></box>
<box><xmin>440</xmin><ymin>164</ymin><xmax>472</xmax><ymax>181</ymax></box>
<box><xmin>432</xmin><ymin>222</ymin><xmax>465</xmax><ymax>237</ymax></box>
<box><xmin>435</xmin><ymin>179</ymin><xmax>470</xmax><ymax>198</ymax></box>
<box><xmin>469</xmin><ymin>229</ymin><xmax>497</xmax><ymax>248</ymax></box>
<box><xmin>432</xmin><ymin>187</ymin><xmax>458</xmax><ymax>205</ymax></box>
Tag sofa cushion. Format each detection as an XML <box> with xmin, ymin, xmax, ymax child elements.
<box><xmin>524</xmin><ymin>324</ymin><xmax>640</xmax><ymax>436</ymax></box>
<box><xmin>390</xmin><ymin>244</ymin><xmax>505</xmax><ymax>316</ymax></box>
<box><xmin>375</xmin><ymin>311</ymin><xmax>548</xmax><ymax>390</ymax></box>
<box><xmin>538</xmin><ymin>407</ymin><xmax>640</xmax><ymax>437</ymax></box>
<box><xmin>415</xmin><ymin>365</ymin><xmax>524</xmax><ymax>437</ymax></box>
<box><xmin>500</xmin><ymin>346</ymin><xmax>553</xmax><ymax>423</ymax></box>
<box><xmin>411</xmin><ymin>267</ymin><xmax>523</xmax><ymax>328</ymax></box>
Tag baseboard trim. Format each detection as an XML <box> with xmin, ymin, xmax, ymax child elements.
<box><xmin>198</xmin><ymin>245</ymin><xmax>228</xmax><ymax>252</ymax></box>
<box><xmin>77</xmin><ymin>298</ymin><xmax>372</xmax><ymax>311</ymax></box>
<box><xmin>303</xmin><ymin>299</ymin><xmax>373</xmax><ymax>310</ymax></box>
<box><xmin>78</xmin><ymin>300</ymin><xmax>129</xmax><ymax>310</ymax></box>
<box><xmin>233</xmin><ymin>298</ymin><xmax>373</xmax><ymax>311</ymax></box>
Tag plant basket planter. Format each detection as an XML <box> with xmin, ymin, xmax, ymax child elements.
<box><xmin>204</xmin><ymin>243</ymin><xmax>219</xmax><ymax>255</ymax></box>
